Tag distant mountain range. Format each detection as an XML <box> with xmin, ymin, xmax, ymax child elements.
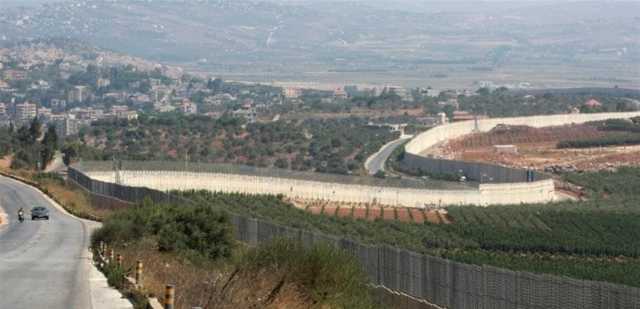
<box><xmin>0</xmin><ymin>0</ymin><xmax>638</xmax><ymax>88</ymax></box>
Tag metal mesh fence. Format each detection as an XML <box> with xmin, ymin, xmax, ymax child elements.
<box><xmin>68</xmin><ymin>167</ymin><xmax>640</xmax><ymax>309</ymax></box>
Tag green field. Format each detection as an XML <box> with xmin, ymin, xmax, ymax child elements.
<box><xmin>172</xmin><ymin>167</ymin><xmax>640</xmax><ymax>287</ymax></box>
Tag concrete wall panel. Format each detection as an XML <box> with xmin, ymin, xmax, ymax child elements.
<box><xmin>85</xmin><ymin>170</ymin><xmax>555</xmax><ymax>207</ymax></box>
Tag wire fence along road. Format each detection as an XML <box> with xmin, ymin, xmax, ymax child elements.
<box><xmin>68</xmin><ymin>167</ymin><xmax>640</xmax><ymax>309</ymax></box>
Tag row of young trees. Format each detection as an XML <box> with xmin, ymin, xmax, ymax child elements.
<box><xmin>557</xmin><ymin>133</ymin><xmax>640</xmax><ymax>148</ymax></box>
<box><xmin>557</xmin><ymin>118</ymin><xmax>640</xmax><ymax>148</ymax></box>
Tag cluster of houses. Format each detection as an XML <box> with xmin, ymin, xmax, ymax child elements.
<box><xmin>0</xmin><ymin>100</ymin><xmax>138</xmax><ymax>137</ymax></box>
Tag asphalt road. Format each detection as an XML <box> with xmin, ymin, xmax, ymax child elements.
<box><xmin>365</xmin><ymin>137</ymin><xmax>411</xmax><ymax>175</ymax></box>
<box><xmin>0</xmin><ymin>176</ymin><xmax>93</xmax><ymax>309</ymax></box>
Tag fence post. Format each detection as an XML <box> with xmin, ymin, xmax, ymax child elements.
<box><xmin>248</xmin><ymin>218</ymin><xmax>258</xmax><ymax>246</ymax></box>
<box><xmin>99</xmin><ymin>242</ymin><xmax>106</xmax><ymax>267</ymax></box>
<box><xmin>109</xmin><ymin>249</ymin><xmax>114</xmax><ymax>265</ymax></box>
<box><xmin>164</xmin><ymin>284</ymin><xmax>175</xmax><ymax>309</ymax></box>
<box><xmin>135</xmin><ymin>260</ymin><xmax>143</xmax><ymax>287</ymax></box>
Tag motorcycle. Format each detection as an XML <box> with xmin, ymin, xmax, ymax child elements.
<box><xmin>18</xmin><ymin>211</ymin><xmax>24</xmax><ymax>223</ymax></box>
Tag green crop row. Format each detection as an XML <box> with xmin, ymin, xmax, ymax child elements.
<box><xmin>557</xmin><ymin>132</ymin><xmax>640</xmax><ymax>148</ymax></box>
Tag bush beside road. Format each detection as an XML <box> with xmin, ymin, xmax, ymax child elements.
<box><xmin>92</xmin><ymin>199</ymin><xmax>378</xmax><ymax>309</ymax></box>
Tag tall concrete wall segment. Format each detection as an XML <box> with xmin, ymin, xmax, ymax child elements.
<box><xmin>405</xmin><ymin>111</ymin><xmax>640</xmax><ymax>155</ymax></box>
<box><xmin>401</xmin><ymin>152</ymin><xmax>543</xmax><ymax>183</ymax></box>
<box><xmin>83</xmin><ymin>170</ymin><xmax>555</xmax><ymax>207</ymax></box>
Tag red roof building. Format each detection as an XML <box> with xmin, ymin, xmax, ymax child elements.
<box><xmin>584</xmin><ymin>99</ymin><xmax>602</xmax><ymax>108</ymax></box>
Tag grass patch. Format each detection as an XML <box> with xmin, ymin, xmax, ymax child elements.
<box><xmin>240</xmin><ymin>239</ymin><xmax>375</xmax><ymax>308</ymax></box>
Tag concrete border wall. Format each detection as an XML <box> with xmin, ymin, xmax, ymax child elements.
<box><xmin>406</xmin><ymin>111</ymin><xmax>640</xmax><ymax>154</ymax></box>
<box><xmin>84</xmin><ymin>170</ymin><xmax>555</xmax><ymax>207</ymax></box>
<box><xmin>402</xmin><ymin>111</ymin><xmax>640</xmax><ymax>199</ymax></box>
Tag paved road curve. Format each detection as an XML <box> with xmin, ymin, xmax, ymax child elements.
<box><xmin>0</xmin><ymin>176</ymin><xmax>93</xmax><ymax>309</ymax></box>
<box><xmin>365</xmin><ymin>137</ymin><xmax>411</xmax><ymax>175</ymax></box>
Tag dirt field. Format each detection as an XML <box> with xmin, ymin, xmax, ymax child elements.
<box><xmin>294</xmin><ymin>198</ymin><xmax>451</xmax><ymax>224</ymax></box>
<box><xmin>438</xmin><ymin>124</ymin><xmax>640</xmax><ymax>172</ymax></box>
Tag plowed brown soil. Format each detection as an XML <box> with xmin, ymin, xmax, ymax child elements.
<box><xmin>337</xmin><ymin>207</ymin><xmax>353</xmax><ymax>219</ymax></box>
<box><xmin>409</xmin><ymin>209</ymin><xmax>425</xmax><ymax>224</ymax></box>
<box><xmin>322</xmin><ymin>206</ymin><xmax>337</xmax><ymax>216</ymax></box>
<box><xmin>396</xmin><ymin>208</ymin><xmax>411</xmax><ymax>222</ymax></box>
<box><xmin>382</xmin><ymin>208</ymin><xmax>396</xmax><ymax>221</ymax></box>
<box><xmin>288</xmin><ymin>198</ymin><xmax>451</xmax><ymax>224</ymax></box>
<box><xmin>352</xmin><ymin>208</ymin><xmax>368</xmax><ymax>220</ymax></box>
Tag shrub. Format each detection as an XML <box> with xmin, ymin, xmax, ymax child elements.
<box><xmin>92</xmin><ymin>201</ymin><xmax>234</xmax><ymax>261</ymax></box>
<box><xmin>241</xmin><ymin>239</ymin><xmax>375</xmax><ymax>309</ymax></box>
<box><xmin>102</xmin><ymin>262</ymin><xmax>128</xmax><ymax>290</ymax></box>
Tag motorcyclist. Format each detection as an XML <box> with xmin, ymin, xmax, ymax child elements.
<box><xmin>17</xmin><ymin>207</ymin><xmax>24</xmax><ymax>222</ymax></box>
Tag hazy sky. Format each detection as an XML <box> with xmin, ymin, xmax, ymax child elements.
<box><xmin>0</xmin><ymin>0</ymin><xmax>629</xmax><ymax>9</ymax></box>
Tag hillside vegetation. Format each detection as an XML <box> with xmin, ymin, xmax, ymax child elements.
<box><xmin>68</xmin><ymin>113</ymin><xmax>398</xmax><ymax>175</ymax></box>
<box><xmin>455</xmin><ymin>88</ymin><xmax>640</xmax><ymax>117</ymax></box>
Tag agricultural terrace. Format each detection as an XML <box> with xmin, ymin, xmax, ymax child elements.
<box><xmin>290</xmin><ymin>198</ymin><xmax>451</xmax><ymax>224</ymax></box>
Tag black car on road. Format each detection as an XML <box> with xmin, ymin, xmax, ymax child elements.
<box><xmin>31</xmin><ymin>206</ymin><xmax>50</xmax><ymax>220</ymax></box>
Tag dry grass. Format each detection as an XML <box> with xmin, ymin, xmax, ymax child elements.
<box><xmin>39</xmin><ymin>178</ymin><xmax>113</xmax><ymax>220</ymax></box>
<box><xmin>115</xmin><ymin>241</ymin><xmax>313</xmax><ymax>309</ymax></box>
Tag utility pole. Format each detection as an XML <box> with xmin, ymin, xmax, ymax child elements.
<box><xmin>473</xmin><ymin>114</ymin><xmax>480</xmax><ymax>132</ymax></box>
<box><xmin>113</xmin><ymin>156</ymin><xmax>122</xmax><ymax>185</ymax></box>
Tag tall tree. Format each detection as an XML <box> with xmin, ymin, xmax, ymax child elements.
<box><xmin>40</xmin><ymin>125</ymin><xmax>58</xmax><ymax>170</ymax></box>
<box><xmin>28</xmin><ymin>117</ymin><xmax>42</xmax><ymax>143</ymax></box>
